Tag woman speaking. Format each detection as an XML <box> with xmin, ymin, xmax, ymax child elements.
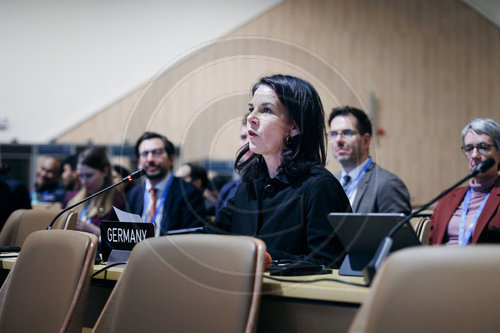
<box><xmin>205</xmin><ymin>74</ymin><xmax>351</xmax><ymax>266</ymax></box>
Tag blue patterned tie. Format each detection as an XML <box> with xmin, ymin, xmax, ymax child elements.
<box><xmin>342</xmin><ymin>175</ymin><xmax>351</xmax><ymax>189</ymax></box>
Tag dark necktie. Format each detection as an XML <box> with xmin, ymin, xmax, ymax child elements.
<box><xmin>342</xmin><ymin>175</ymin><xmax>351</xmax><ymax>189</ymax></box>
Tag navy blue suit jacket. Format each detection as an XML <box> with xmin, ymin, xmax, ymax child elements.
<box><xmin>0</xmin><ymin>176</ymin><xmax>31</xmax><ymax>230</ymax></box>
<box><xmin>127</xmin><ymin>177</ymin><xmax>207</xmax><ymax>235</ymax></box>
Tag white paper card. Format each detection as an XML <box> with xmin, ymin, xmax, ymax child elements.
<box><xmin>113</xmin><ymin>206</ymin><xmax>144</xmax><ymax>223</ymax></box>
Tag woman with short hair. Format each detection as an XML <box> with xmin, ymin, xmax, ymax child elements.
<box><xmin>429</xmin><ymin>118</ymin><xmax>500</xmax><ymax>245</ymax></box>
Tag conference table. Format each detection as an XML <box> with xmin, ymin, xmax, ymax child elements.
<box><xmin>0</xmin><ymin>257</ymin><xmax>370</xmax><ymax>332</ymax></box>
<box><xmin>87</xmin><ymin>263</ymin><xmax>369</xmax><ymax>332</ymax></box>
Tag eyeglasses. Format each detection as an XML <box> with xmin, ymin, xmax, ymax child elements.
<box><xmin>330</xmin><ymin>129</ymin><xmax>358</xmax><ymax>138</ymax></box>
<box><xmin>461</xmin><ymin>143</ymin><xmax>496</xmax><ymax>156</ymax></box>
<box><xmin>139</xmin><ymin>148</ymin><xmax>165</xmax><ymax>159</ymax></box>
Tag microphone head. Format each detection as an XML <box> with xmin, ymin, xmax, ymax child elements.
<box><xmin>126</xmin><ymin>169</ymin><xmax>146</xmax><ymax>182</ymax></box>
<box><xmin>470</xmin><ymin>158</ymin><xmax>495</xmax><ymax>177</ymax></box>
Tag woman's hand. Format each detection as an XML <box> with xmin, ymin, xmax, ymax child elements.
<box><xmin>265</xmin><ymin>252</ymin><xmax>272</xmax><ymax>269</ymax></box>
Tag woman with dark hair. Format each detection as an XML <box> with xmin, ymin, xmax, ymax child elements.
<box><xmin>112</xmin><ymin>164</ymin><xmax>134</xmax><ymax>195</ymax></box>
<box><xmin>429</xmin><ymin>118</ymin><xmax>500</xmax><ymax>245</ymax></box>
<box><xmin>205</xmin><ymin>74</ymin><xmax>351</xmax><ymax>266</ymax></box>
<box><xmin>65</xmin><ymin>147</ymin><xmax>125</xmax><ymax>236</ymax></box>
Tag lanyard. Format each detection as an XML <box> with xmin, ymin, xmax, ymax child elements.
<box><xmin>79</xmin><ymin>203</ymin><xmax>91</xmax><ymax>224</ymax></box>
<box><xmin>142</xmin><ymin>174</ymin><xmax>174</xmax><ymax>226</ymax></box>
<box><xmin>344</xmin><ymin>157</ymin><xmax>372</xmax><ymax>197</ymax></box>
<box><xmin>458</xmin><ymin>188</ymin><xmax>490</xmax><ymax>246</ymax></box>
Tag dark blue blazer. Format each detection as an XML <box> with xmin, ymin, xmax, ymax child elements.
<box><xmin>127</xmin><ymin>177</ymin><xmax>207</xmax><ymax>235</ymax></box>
<box><xmin>0</xmin><ymin>176</ymin><xmax>31</xmax><ymax>230</ymax></box>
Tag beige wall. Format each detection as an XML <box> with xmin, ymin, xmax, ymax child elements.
<box><xmin>57</xmin><ymin>0</ymin><xmax>500</xmax><ymax>205</ymax></box>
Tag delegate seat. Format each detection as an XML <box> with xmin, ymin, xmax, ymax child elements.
<box><xmin>349</xmin><ymin>245</ymin><xmax>500</xmax><ymax>333</ymax></box>
<box><xmin>0</xmin><ymin>208</ymin><xmax>76</xmax><ymax>247</ymax></box>
<box><xmin>92</xmin><ymin>234</ymin><xmax>266</xmax><ymax>333</ymax></box>
<box><xmin>0</xmin><ymin>230</ymin><xmax>98</xmax><ymax>332</ymax></box>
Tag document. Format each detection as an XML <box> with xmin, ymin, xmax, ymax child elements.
<box><xmin>113</xmin><ymin>206</ymin><xmax>144</xmax><ymax>223</ymax></box>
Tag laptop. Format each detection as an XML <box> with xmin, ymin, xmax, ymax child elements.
<box><xmin>100</xmin><ymin>221</ymin><xmax>155</xmax><ymax>263</ymax></box>
<box><xmin>328</xmin><ymin>213</ymin><xmax>421</xmax><ymax>276</ymax></box>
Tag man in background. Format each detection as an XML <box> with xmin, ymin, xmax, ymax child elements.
<box><xmin>175</xmin><ymin>162</ymin><xmax>215</xmax><ymax>217</ymax></box>
<box><xmin>61</xmin><ymin>154</ymin><xmax>80</xmax><ymax>192</ymax></box>
<box><xmin>0</xmin><ymin>162</ymin><xmax>31</xmax><ymax>229</ymax></box>
<box><xmin>127</xmin><ymin>132</ymin><xmax>206</xmax><ymax>236</ymax></box>
<box><xmin>176</xmin><ymin>163</ymin><xmax>208</xmax><ymax>192</ymax></box>
<box><xmin>30</xmin><ymin>156</ymin><xmax>66</xmax><ymax>205</ymax></box>
<box><xmin>328</xmin><ymin>106</ymin><xmax>411</xmax><ymax>215</ymax></box>
<box><xmin>215</xmin><ymin>116</ymin><xmax>250</xmax><ymax>214</ymax></box>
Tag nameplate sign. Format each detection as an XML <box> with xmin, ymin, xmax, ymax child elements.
<box><xmin>100</xmin><ymin>221</ymin><xmax>155</xmax><ymax>262</ymax></box>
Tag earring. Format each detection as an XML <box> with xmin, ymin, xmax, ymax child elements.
<box><xmin>285</xmin><ymin>135</ymin><xmax>293</xmax><ymax>146</ymax></box>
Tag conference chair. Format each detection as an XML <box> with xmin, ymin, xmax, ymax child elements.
<box><xmin>409</xmin><ymin>217</ymin><xmax>432</xmax><ymax>245</ymax></box>
<box><xmin>348</xmin><ymin>245</ymin><xmax>500</xmax><ymax>333</ymax></box>
<box><xmin>0</xmin><ymin>208</ymin><xmax>76</xmax><ymax>247</ymax></box>
<box><xmin>32</xmin><ymin>203</ymin><xmax>77</xmax><ymax>229</ymax></box>
<box><xmin>32</xmin><ymin>202</ymin><xmax>63</xmax><ymax>211</ymax></box>
<box><xmin>0</xmin><ymin>230</ymin><xmax>98</xmax><ymax>333</ymax></box>
<box><xmin>417</xmin><ymin>218</ymin><xmax>431</xmax><ymax>245</ymax></box>
<box><xmin>92</xmin><ymin>234</ymin><xmax>267</xmax><ymax>333</ymax></box>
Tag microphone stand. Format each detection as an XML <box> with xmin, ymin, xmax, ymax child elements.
<box><xmin>47</xmin><ymin>169</ymin><xmax>145</xmax><ymax>230</ymax></box>
<box><xmin>362</xmin><ymin>159</ymin><xmax>494</xmax><ymax>285</ymax></box>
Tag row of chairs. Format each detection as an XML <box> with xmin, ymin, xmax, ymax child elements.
<box><xmin>0</xmin><ymin>205</ymin><xmax>76</xmax><ymax>247</ymax></box>
<box><xmin>0</xmin><ymin>227</ymin><xmax>266</xmax><ymax>332</ymax></box>
<box><xmin>3</xmin><ymin>208</ymin><xmax>492</xmax><ymax>333</ymax></box>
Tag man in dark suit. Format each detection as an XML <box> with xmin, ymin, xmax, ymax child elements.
<box><xmin>127</xmin><ymin>132</ymin><xmax>206</xmax><ymax>236</ymax></box>
<box><xmin>0</xmin><ymin>166</ymin><xmax>31</xmax><ymax>230</ymax></box>
<box><xmin>328</xmin><ymin>106</ymin><xmax>411</xmax><ymax>215</ymax></box>
<box><xmin>30</xmin><ymin>156</ymin><xmax>66</xmax><ymax>205</ymax></box>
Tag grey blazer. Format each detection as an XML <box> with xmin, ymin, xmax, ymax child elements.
<box><xmin>336</xmin><ymin>162</ymin><xmax>411</xmax><ymax>215</ymax></box>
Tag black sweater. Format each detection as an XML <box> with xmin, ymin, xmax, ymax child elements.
<box><xmin>205</xmin><ymin>165</ymin><xmax>351</xmax><ymax>267</ymax></box>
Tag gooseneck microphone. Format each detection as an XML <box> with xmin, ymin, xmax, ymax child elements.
<box><xmin>46</xmin><ymin>169</ymin><xmax>145</xmax><ymax>230</ymax></box>
<box><xmin>363</xmin><ymin>158</ymin><xmax>495</xmax><ymax>285</ymax></box>
<box><xmin>469</xmin><ymin>157</ymin><xmax>496</xmax><ymax>177</ymax></box>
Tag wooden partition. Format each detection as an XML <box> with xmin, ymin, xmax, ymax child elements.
<box><xmin>57</xmin><ymin>0</ymin><xmax>500</xmax><ymax>205</ymax></box>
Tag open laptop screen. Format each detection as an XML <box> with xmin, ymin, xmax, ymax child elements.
<box><xmin>328</xmin><ymin>213</ymin><xmax>420</xmax><ymax>276</ymax></box>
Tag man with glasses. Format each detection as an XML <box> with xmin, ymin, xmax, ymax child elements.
<box><xmin>127</xmin><ymin>132</ymin><xmax>206</xmax><ymax>236</ymax></box>
<box><xmin>328</xmin><ymin>106</ymin><xmax>411</xmax><ymax>214</ymax></box>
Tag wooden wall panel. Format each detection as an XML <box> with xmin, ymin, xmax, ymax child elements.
<box><xmin>57</xmin><ymin>0</ymin><xmax>500</xmax><ymax>205</ymax></box>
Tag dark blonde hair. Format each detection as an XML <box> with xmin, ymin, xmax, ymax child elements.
<box><xmin>70</xmin><ymin>147</ymin><xmax>115</xmax><ymax>218</ymax></box>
